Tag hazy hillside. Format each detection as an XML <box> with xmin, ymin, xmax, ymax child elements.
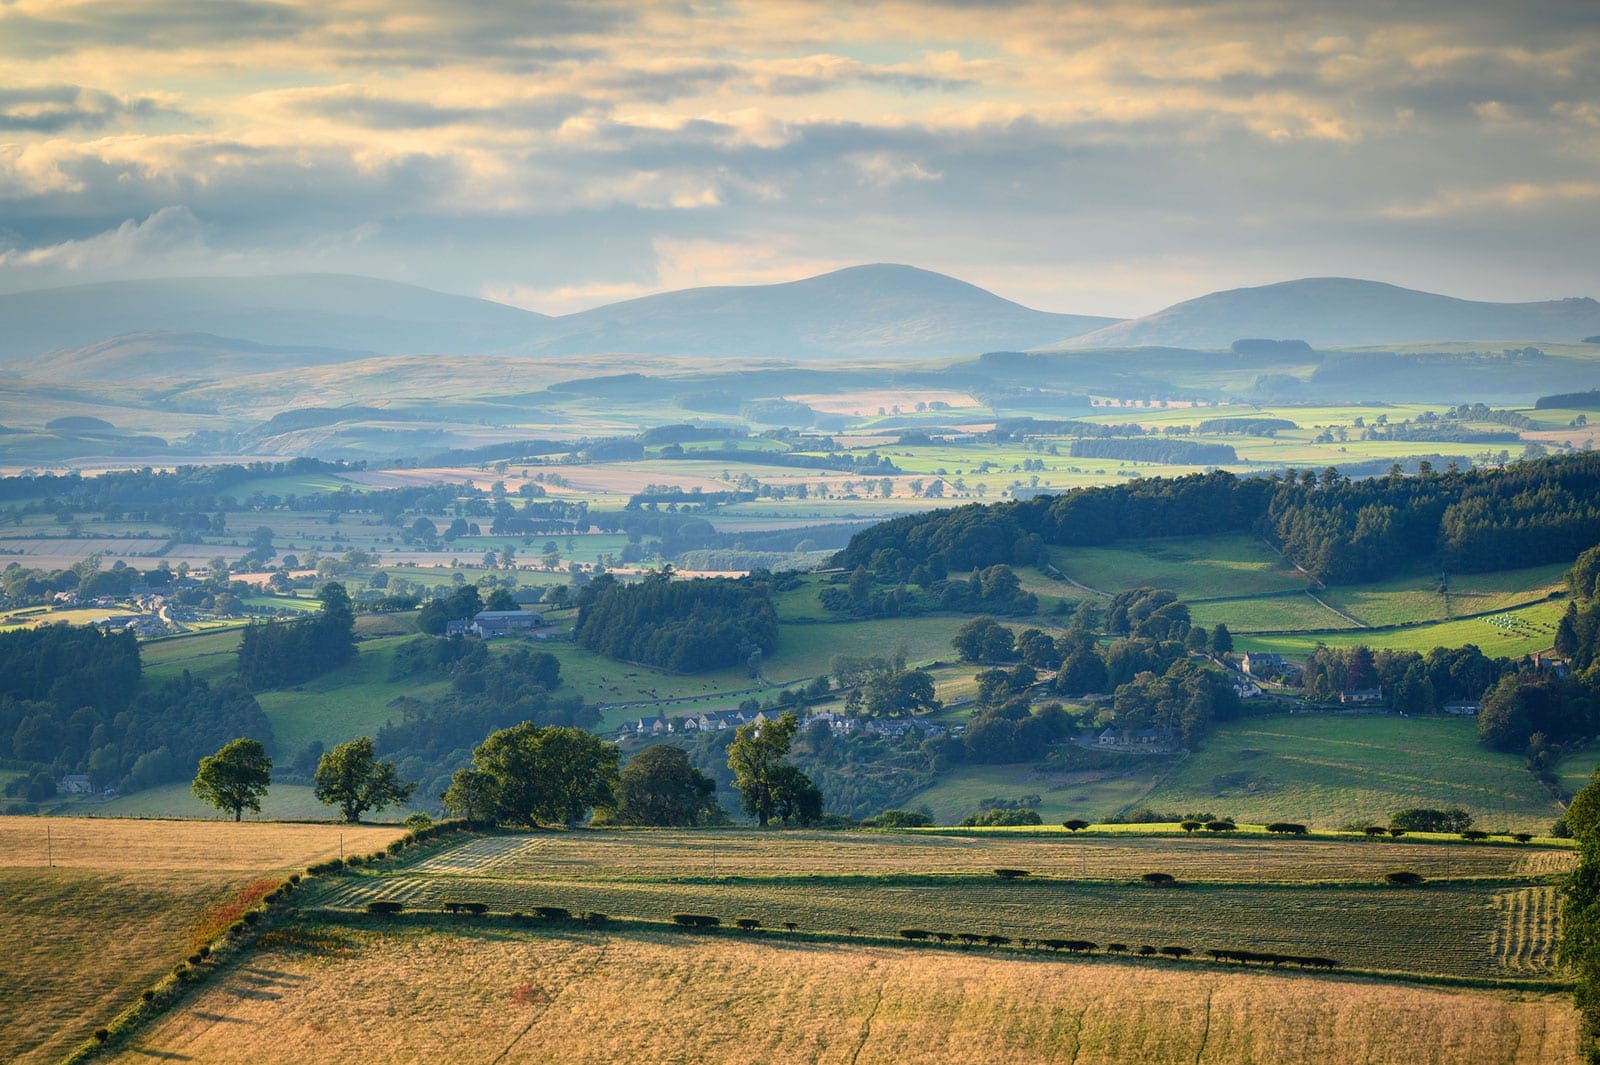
<box><xmin>30</xmin><ymin>332</ymin><xmax>377</xmax><ymax>379</ymax></box>
<box><xmin>0</xmin><ymin>275</ymin><xmax>548</xmax><ymax>363</ymax></box>
<box><xmin>1057</xmin><ymin>277</ymin><xmax>1600</xmax><ymax>350</ymax></box>
<box><xmin>510</xmin><ymin>264</ymin><xmax>1119</xmax><ymax>359</ymax></box>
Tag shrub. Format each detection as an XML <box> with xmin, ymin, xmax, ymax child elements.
<box><xmin>1388</xmin><ymin>828</ymin><xmax>1406</xmax><ymax>838</ymax></box>
<box><xmin>1461</xmin><ymin>829</ymin><xmax>1490</xmax><ymax>841</ymax></box>
<box><xmin>172</xmin><ymin>963</ymin><xmax>191</xmax><ymax>980</ymax></box>
<box><xmin>783</xmin><ymin>921</ymin><xmax>798</xmax><ymax>932</ymax></box>
<box><xmin>899</xmin><ymin>928</ymin><xmax>933</xmax><ymax>941</ymax></box>
<box><xmin>1363</xmin><ymin>825</ymin><xmax>1387</xmax><ymax>837</ymax></box>
<box><xmin>671</xmin><ymin>914</ymin><xmax>720</xmax><ymax>929</ymax></box>
<box><xmin>366</xmin><ymin>900</ymin><xmax>405</xmax><ymax>916</ymax></box>
<box><xmin>1141</xmin><ymin>872</ymin><xmax>1176</xmax><ymax>885</ymax></box>
<box><xmin>582</xmin><ymin>912</ymin><xmax>609</xmax><ymax>925</ymax></box>
<box><xmin>461</xmin><ymin>902</ymin><xmax>489</xmax><ymax>916</ymax></box>
<box><xmin>1265</xmin><ymin>822</ymin><xmax>1306</xmax><ymax>835</ymax></box>
<box><xmin>94</xmin><ymin>1028</ymin><xmax>110</xmax><ymax>1043</ymax></box>
<box><xmin>1106</xmin><ymin>942</ymin><xmax>1128</xmax><ymax>954</ymax></box>
<box><xmin>1391</xmin><ymin>807</ymin><xmax>1472</xmax><ymax>833</ymax></box>
<box><xmin>875</xmin><ymin>809</ymin><xmax>934</xmax><ymax>828</ymax></box>
<box><xmin>1063</xmin><ymin>940</ymin><xmax>1096</xmax><ymax>953</ymax></box>
<box><xmin>387</xmin><ymin>840</ymin><xmax>407</xmax><ymax>855</ymax></box>
<box><xmin>959</xmin><ymin>808</ymin><xmax>1043</xmax><ymax>827</ymax></box>
<box><xmin>196</xmin><ymin>945</ymin><xmax>211</xmax><ymax>959</ymax></box>
<box><xmin>242</xmin><ymin>911</ymin><xmax>261</xmax><ymax>926</ymax></box>
<box><xmin>187</xmin><ymin>953</ymin><xmax>204</xmax><ymax>965</ymax></box>
<box><xmin>985</xmin><ymin>934</ymin><xmax>1010</xmax><ymax>946</ymax></box>
<box><xmin>1204</xmin><ymin>820</ymin><xmax>1236</xmax><ymax>833</ymax></box>
<box><xmin>1513</xmin><ymin>832</ymin><xmax>1534</xmax><ymax>843</ymax></box>
<box><xmin>1137</xmin><ymin>945</ymin><xmax>1157</xmax><ymax>956</ymax></box>
<box><xmin>1159</xmin><ymin>945</ymin><xmax>1192</xmax><ymax>960</ymax></box>
<box><xmin>404</xmin><ymin>812</ymin><xmax>433</xmax><ymax>831</ymax></box>
<box><xmin>533</xmin><ymin>906</ymin><xmax>571</xmax><ymax>921</ymax></box>
<box><xmin>1062</xmin><ymin>819</ymin><xmax>1091</xmax><ymax>832</ymax></box>
<box><xmin>1384</xmin><ymin>871</ymin><xmax>1425</xmax><ymax>887</ymax></box>
<box><xmin>735</xmin><ymin>918</ymin><xmax>761</xmax><ymax>930</ymax></box>
<box><xmin>1180</xmin><ymin>821</ymin><xmax>1202</xmax><ymax>833</ymax></box>
<box><xmin>994</xmin><ymin>868</ymin><xmax>1030</xmax><ymax>880</ymax></box>
<box><xmin>141</xmin><ymin>989</ymin><xmax>156</xmax><ymax>1003</ymax></box>
<box><xmin>288</xmin><ymin>874</ymin><xmax>301</xmax><ymax>885</ymax></box>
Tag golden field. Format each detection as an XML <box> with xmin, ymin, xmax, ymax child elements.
<box><xmin>0</xmin><ymin>817</ymin><xmax>405</xmax><ymax>1065</ymax></box>
<box><xmin>106</xmin><ymin>923</ymin><xmax>1579</xmax><ymax>1065</ymax></box>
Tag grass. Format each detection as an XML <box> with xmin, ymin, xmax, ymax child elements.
<box><xmin>1557</xmin><ymin>748</ymin><xmax>1600</xmax><ymax>797</ymax></box>
<box><xmin>900</xmin><ymin>761</ymin><xmax>1172</xmax><ymax>825</ymax></box>
<box><xmin>0</xmin><ymin>817</ymin><xmax>404</xmax><ymax>1065</ymax></box>
<box><xmin>1188</xmin><ymin>593</ymin><xmax>1356</xmax><ymax>633</ymax></box>
<box><xmin>1319</xmin><ymin>563</ymin><xmax>1566</xmax><ymax>628</ymax></box>
<box><xmin>1048</xmin><ymin>535</ymin><xmax>1308</xmax><ymax>599</ymax></box>
<box><xmin>1138</xmin><ymin>716</ymin><xmax>1562</xmax><ymax>833</ymax></box>
<box><xmin>301</xmin><ymin>829</ymin><xmax>1567</xmax><ymax>982</ymax></box>
<box><xmin>89</xmin><ymin>783</ymin><xmax>352</xmax><ymax>821</ymax></box>
<box><xmin>1235</xmin><ymin>598</ymin><xmax>1565</xmax><ymax>658</ymax></box>
<box><xmin>105</xmin><ymin>922</ymin><xmax>1580</xmax><ymax>1064</ymax></box>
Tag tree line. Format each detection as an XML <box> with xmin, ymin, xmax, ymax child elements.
<box><xmin>833</xmin><ymin>452</ymin><xmax>1600</xmax><ymax>587</ymax></box>
<box><xmin>574</xmin><ymin>571</ymin><xmax>781</xmax><ymax>673</ymax></box>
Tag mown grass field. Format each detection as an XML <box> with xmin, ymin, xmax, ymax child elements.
<box><xmin>900</xmin><ymin>761</ymin><xmax>1172</xmax><ymax>825</ymax></box>
<box><xmin>0</xmin><ymin>817</ymin><xmax>404</xmax><ymax>1065</ymax></box>
<box><xmin>1187</xmin><ymin>593</ymin><xmax>1354</xmax><ymax>633</ymax></box>
<box><xmin>1138</xmin><ymin>716</ymin><xmax>1563</xmax><ymax>833</ymax></box>
<box><xmin>301</xmin><ymin>829</ymin><xmax>1566</xmax><ymax>981</ymax></box>
<box><xmin>104</xmin><ymin>922</ymin><xmax>1579</xmax><ymax>1065</ymax></box>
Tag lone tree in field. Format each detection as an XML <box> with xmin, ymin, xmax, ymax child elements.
<box><xmin>314</xmin><ymin>736</ymin><xmax>415</xmax><ymax>823</ymax></box>
<box><xmin>192</xmin><ymin>738</ymin><xmax>272</xmax><ymax>821</ymax></box>
<box><xmin>615</xmin><ymin>744</ymin><xmax>718</xmax><ymax>826</ymax></box>
<box><xmin>728</xmin><ymin>711</ymin><xmax>820</xmax><ymax>827</ymax></box>
<box><xmin>471</xmin><ymin>722</ymin><xmax>619</xmax><ymax>827</ymax></box>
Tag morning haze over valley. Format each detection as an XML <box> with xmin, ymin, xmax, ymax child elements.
<box><xmin>3</xmin><ymin>2</ymin><xmax>1600</xmax><ymax>1063</ymax></box>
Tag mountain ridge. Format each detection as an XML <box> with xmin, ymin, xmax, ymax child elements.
<box><xmin>1055</xmin><ymin>276</ymin><xmax>1600</xmax><ymax>350</ymax></box>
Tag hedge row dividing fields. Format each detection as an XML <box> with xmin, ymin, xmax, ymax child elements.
<box><xmin>312</xmin><ymin>869</ymin><xmax>1544</xmax><ymax>980</ymax></box>
<box><xmin>401</xmin><ymin>829</ymin><xmax>1573</xmax><ymax>885</ymax></box>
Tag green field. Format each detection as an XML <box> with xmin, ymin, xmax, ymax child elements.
<box><xmin>901</xmin><ymin>761</ymin><xmax>1172</xmax><ymax>825</ymax></box>
<box><xmin>303</xmin><ymin>829</ymin><xmax>1570</xmax><ymax>981</ymax></box>
<box><xmin>1138</xmin><ymin>716</ymin><xmax>1562</xmax><ymax>833</ymax></box>
<box><xmin>1236</xmin><ymin>598</ymin><xmax>1565</xmax><ymax>659</ymax></box>
<box><xmin>1188</xmin><ymin>593</ymin><xmax>1355</xmax><ymax>633</ymax></box>
<box><xmin>1319</xmin><ymin>564</ymin><xmax>1566</xmax><ymax>628</ymax></box>
<box><xmin>1049</xmin><ymin>535</ymin><xmax>1308</xmax><ymax>599</ymax></box>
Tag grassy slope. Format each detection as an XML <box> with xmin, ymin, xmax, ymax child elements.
<box><xmin>107</xmin><ymin>923</ymin><xmax>1578</xmax><ymax>1065</ymax></box>
<box><xmin>1236</xmin><ymin>598</ymin><xmax>1565</xmax><ymax>658</ymax></box>
<box><xmin>0</xmin><ymin>818</ymin><xmax>403</xmax><ymax>1065</ymax></box>
<box><xmin>1139</xmin><ymin>716</ymin><xmax>1562</xmax><ymax>832</ymax></box>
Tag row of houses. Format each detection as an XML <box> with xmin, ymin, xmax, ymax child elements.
<box><xmin>618</xmin><ymin>707</ymin><xmax>948</xmax><ymax>740</ymax></box>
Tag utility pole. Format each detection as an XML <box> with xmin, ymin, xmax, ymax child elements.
<box><xmin>46</xmin><ymin>824</ymin><xmax>52</xmax><ymax>868</ymax></box>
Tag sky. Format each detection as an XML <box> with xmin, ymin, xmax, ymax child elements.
<box><xmin>0</xmin><ymin>0</ymin><xmax>1596</xmax><ymax>318</ymax></box>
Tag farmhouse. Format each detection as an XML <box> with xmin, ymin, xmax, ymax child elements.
<box><xmin>471</xmin><ymin>610</ymin><xmax>545</xmax><ymax>637</ymax></box>
<box><xmin>1443</xmin><ymin>700</ymin><xmax>1481</xmax><ymax>716</ymax></box>
<box><xmin>57</xmin><ymin>774</ymin><xmax>93</xmax><ymax>794</ymax></box>
<box><xmin>1241</xmin><ymin>652</ymin><xmax>1294</xmax><ymax>679</ymax></box>
<box><xmin>1339</xmin><ymin>688</ymin><xmax>1384</xmax><ymax>705</ymax></box>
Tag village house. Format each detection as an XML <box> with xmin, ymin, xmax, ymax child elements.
<box><xmin>1443</xmin><ymin>700</ymin><xmax>1481</xmax><ymax>716</ymax></box>
<box><xmin>1338</xmin><ymin>688</ymin><xmax>1384</xmax><ymax>705</ymax></box>
<box><xmin>57</xmin><ymin>774</ymin><xmax>93</xmax><ymax>795</ymax></box>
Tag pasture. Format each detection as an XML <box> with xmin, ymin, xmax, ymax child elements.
<box><xmin>0</xmin><ymin>817</ymin><xmax>404</xmax><ymax>1065</ymax></box>
<box><xmin>104</xmin><ymin>923</ymin><xmax>1579</xmax><ymax>1065</ymax></box>
<box><xmin>1235</xmin><ymin>598</ymin><xmax>1565</xmax><ymax>659</ymax></box>
<box><xmin>1138</xmin><ymin>716</ymin><xmax>1562</xmax><ymax>833</ymax></box>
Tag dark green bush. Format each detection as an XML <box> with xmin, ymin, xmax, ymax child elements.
<box><xmin>898</xmin><ymin>928</ymin><xmax>932</xmax><ymax>941</ymax></box>
<box><xmin>1141</xmin><ymin>872</ymin><xmax>1176</xmax><ymax>885</ymax></box>
<box><xmin>533</xmin><ymin>906</ymin><xmax>570</xmax><ymax>921</ymax></box>
<box><xmin>1384</xmin><ymin>870</ymin><xmax>1425</xmax><ymax>887</ymax></box>
<box><xmin>366</xmin><ymin>900</ymin><xmax>405</xmax><ymax>916</ymax></box>
<box><xmin>734</xmin><ymin>918</ymin><xmax>761</xmax><ymax>930</ymax></box>
<box><xmin>670</xmin><ymin>913</ymin><xmax>720</xmax><ymax>928</ymax></box>
<box><xmin>994</xmin><ymin>868</ymin><xmax>1030</xmax><ymax>880</ymax></box>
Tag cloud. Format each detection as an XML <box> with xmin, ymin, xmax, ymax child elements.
<box><xmin>0</xmin><ymin>0</ymin><xmax>1593</xmax><ymax>312</ymax></box>
<box><xmin>0</xmin><ymin>205</ymin><xmax>207</xmax><ymax>271</ymax></box>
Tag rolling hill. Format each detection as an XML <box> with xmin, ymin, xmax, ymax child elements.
<box><xmin>1056</xmin><ymin>277</ymin><xmax>1600</xmax><ymax>350</ymax></box>
<box><xmin>507</xmin><ymin>263</ymin><xmax>1119</xmax><ymax>359</ymax></box>
<box><xmin>0</xmin><ymin>275</ymin><xmax>548</xmax><ymax>363</ymax></box>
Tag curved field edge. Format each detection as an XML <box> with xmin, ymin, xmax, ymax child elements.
<box><xmin>103</xmin><ymin>922</ymin><xmax>1580</xmax><ymax>1065</ymax></box>
<box><xmin>0</xmin><ymin>817</ymin><xmax>405</xmax><ymax>1065</ymax></box>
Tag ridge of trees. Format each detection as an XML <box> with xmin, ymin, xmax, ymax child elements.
<box><xmin>574</xmin><ymin>570</ymin><xmax>781</xmax><ymax>672</ymax></box>
<box><xmin>235</xmin><ymin>582</ymin><xmax>357</xmax><ymax>689</ymax></box>
<box><xmin>832</xmin><ymin>452</ymin><xmax>1600</xmax><ymax>586</ymax></box>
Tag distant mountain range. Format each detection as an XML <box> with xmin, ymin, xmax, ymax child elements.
<box><xmin>2</xmin><ymin>268</ymin><xmax>1597</xmax><ymax>377</ymax></box>
<box><xmin>1058</xmin><ymin>277</ymin><xmax>1600</xmax><ymax>350</ymax></box>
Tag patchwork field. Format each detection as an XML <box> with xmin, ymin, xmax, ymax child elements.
<box><xmin>296</xmin><ymin>828</ymin><xmax>1570</xmax><ymax>982</ymax></box>
<box><xmin>104</xmin><ymin>923</ymin><xmax>1579</xmax><ymax>1065</ymax></box>
<box><xmin>0</xmin><ymin>817</ymin><xmax>405</xmax><ymax>1065</ymax></box>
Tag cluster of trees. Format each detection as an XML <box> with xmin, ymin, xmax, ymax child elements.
<box><xmin>819</xmin><ymin>561</ymin><xmax>1038</xmax><ymax>618</ymax></box>
<box><xmin>1298</xmin><ymin>644</ymin><xmax>1503</xmax><ymax>708</ymax></box>
<box><xmin>0</xmin><ymin>626</ymin><xmax>278</xmax><ymax>801</ymax></box>
<box><xmin>832</xmin><ymin>453</ymin><xmax>1600</xmax><ymax>588</ymax></box>
<box><xmin>1068</xmin><ymin>438</ymin><xmax>1238</xmax><ymax>465</ymax></box>
<box><xmin>235</xmin><ymin>583</ymin><xmax>357</xmax><ymax>689</ymax></box>
<box><xmin>574</xmin><ymin>571</ymin><xmax>779</xmax><ymax>672</ymax></box>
